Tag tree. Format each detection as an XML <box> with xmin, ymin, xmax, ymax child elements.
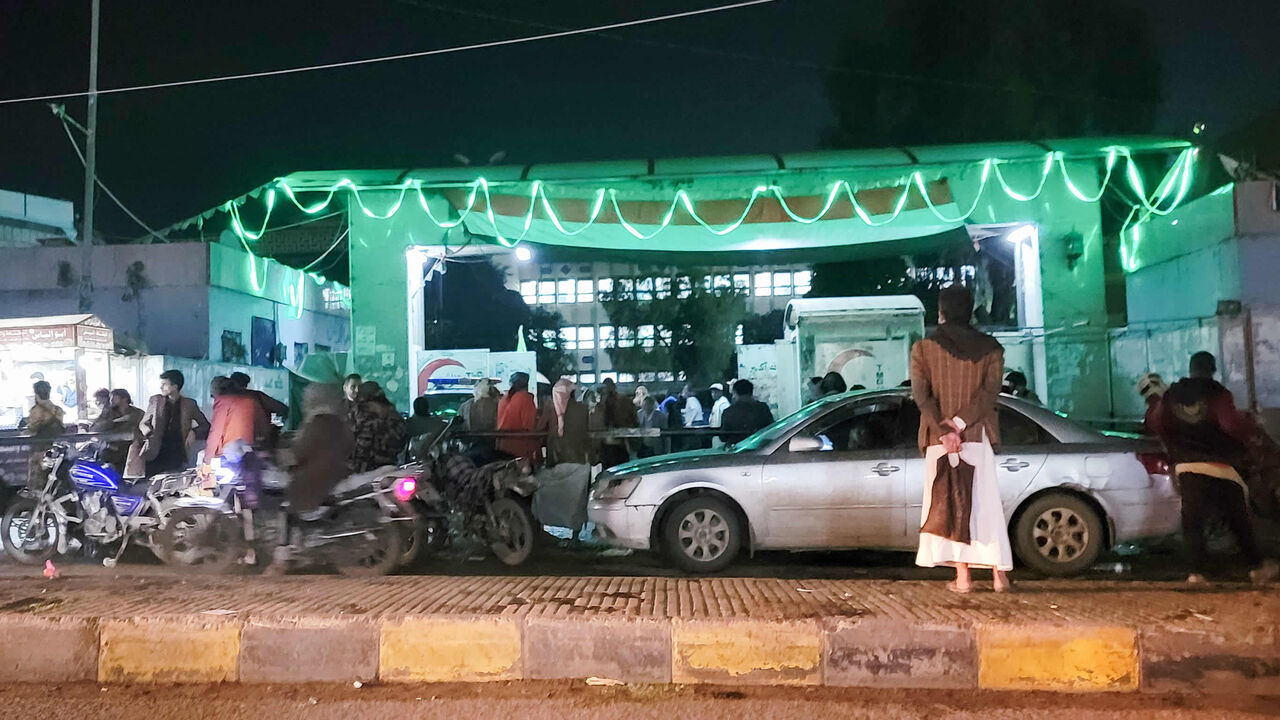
<box><xmin>523</xmin><ymin>307</ymin><xmax>576</xmax><ymax>383</ymax></box>
<box><xmin>822</xmin><ymin>0</ymin><xmax>1163</xmax><ymax>148</ymax></box>
<box><xmin>423</xmin><ymin>258</ymin><xmax>528</xmax><ymax>351</ymax></box>
<box><xmin>600</xmin><ymin>276</ymin><xmax>747</xmax><ymax>385</ymax></box>
<box><xmin>741</xmin><ymin>309</ymin><xmax>785</xmax><ymax>346</ymax></box>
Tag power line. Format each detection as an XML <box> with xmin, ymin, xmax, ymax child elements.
<box><xmin>0</xmin><ymin>0</ymin><xmax>774</xmax><ymax>106</ymax></box>
<box><xmin>58</xmin><ymin>112</ymin><xmax>170</xmax><ymax>243</ymax></box>
<box><xmin>390</xmin><ymin>0</ymin><xmax>1162</xmax><ymax>109</ymax></box>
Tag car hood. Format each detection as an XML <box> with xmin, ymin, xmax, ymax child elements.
<box><xmin>604</xmin><ymin>447</ymin><xmax>745</xmax><ymax>476</ymax></box>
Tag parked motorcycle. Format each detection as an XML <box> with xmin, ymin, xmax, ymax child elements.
<box><xmin>158</xmin><ymin>444</ymin><xmax>412</xmax><ymax>576</ymax></box>
<box><xmin>399</xmin><ymin>427</ymin><xmax>540</xmax><ymax>567</ymax></box>
<box><xmin>1</xmin><ymin>439</ymin><xmax>195</xmax><ymax>566</ymax></box>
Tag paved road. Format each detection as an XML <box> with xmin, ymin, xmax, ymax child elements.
<box><xmin>0</xmin><ymin>682</ymin><xmax>1273</xmax><ymax>720</ymax></box>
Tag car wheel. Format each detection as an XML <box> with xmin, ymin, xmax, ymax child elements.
<box><xmin>661</xmin><ymin>495</ymin><xmax>741</xmax><ymax>573</ymax></box>
<box><xmin>1013</xmin><ymin>493</ymin><xmax>1104</xmax><ymax>577</ymax></box>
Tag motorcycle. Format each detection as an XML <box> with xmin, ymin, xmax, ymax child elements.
<box><xmin>158</xmin><ymin>443</ymin><xmax>412</xmax><ymax>576</ymax></box>
<box><xmin>398</xmin><ymin>424</ymin><xmax>540</xmax><ymax>567</ymax></box>
<box><xmin>1</xmin><ymin>439</ymin><xmax>196</xmax><ymax>566</ymax></box>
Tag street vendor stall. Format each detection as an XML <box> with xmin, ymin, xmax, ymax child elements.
<box><xmin>0</xmin><ymin>314</ymin><xmax>115</xmax><ymax>428</ymax></box>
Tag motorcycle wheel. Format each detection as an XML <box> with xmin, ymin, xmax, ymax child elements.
<box><xmin>489</xmin><ymin>496</ymin><xmax>535</xmax><ymax>567</ymax></box>
<box><xmin>159</xmin><ymin>507</ymin><xmax>243</xmax><ymax>574</ymax></box>
<box><xmin>1</xmin><ymin>497</ymin><xmax>62</xmax><ymax>566</ymax></box>
<box><xmin>335</xmin><ymin>523</ymin><xmax>403</xmax><ymax>577</ymax></box>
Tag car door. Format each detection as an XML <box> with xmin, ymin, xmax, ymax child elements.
<box><xmin>761</xmin><ymin>397</ymin><xmax>908</xmax><ymax>549</ymax></box>
<box><xmin>901</xmin><ymin>400</ymin><xmax>1050</xmax><ymax>534</ymax></box>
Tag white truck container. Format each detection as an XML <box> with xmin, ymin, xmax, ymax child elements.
<box><xmin>766</xmin><ymin>296</ymin><xmax>926</xmax><ymax>418</ymax></box>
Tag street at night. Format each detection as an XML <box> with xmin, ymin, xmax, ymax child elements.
<box><xmin>3</xmin><ymin>0</ymin><xmax>1280</xmax><ymax>715</ymax></box>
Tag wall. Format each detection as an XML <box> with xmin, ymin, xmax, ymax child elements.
<box><xmin>206</xmin><ymin>287</ymin><xmax>349</xmax><ymax>370</ymax></box>
<box><xmin>0</xmin><ymin>244</ymin><xmax>212</xmax><ymax>357</ymax></box>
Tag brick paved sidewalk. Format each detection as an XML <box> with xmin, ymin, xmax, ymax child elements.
<box><xmin>0</xmin><ymin>574</ymin><xmax>1275</xmax><ymax>693</ymax></box>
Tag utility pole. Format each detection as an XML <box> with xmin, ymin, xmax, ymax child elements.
<box><xmin>78</xmin><ymin>0</ymin><xmax>100</xmax><ymax>312</ymax></box>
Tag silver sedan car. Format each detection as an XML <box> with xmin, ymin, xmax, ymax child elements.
<box><xmin>588</xmin><ymin>390</ymin><xmax>1180</xmax><ymax>575</ymax></box>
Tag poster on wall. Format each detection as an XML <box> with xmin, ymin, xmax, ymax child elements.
<box><xmin>737</xmin><ymin>344</ymin><xmax>780</xmax><ymax>418</ymax></box>
<box><xmin>488</xmin><ymin>352</ymin><xmax>538</xmax><ymax>393</ymax></box>
<box><xmin>811</xmin><ymin>338</ymin><xmax>910</xmax><ymax>391</ymax></box>
<box><xmin>412</xmin><ymin>350</ymin><xmax>539</xmax><ymax>399</ymax></box>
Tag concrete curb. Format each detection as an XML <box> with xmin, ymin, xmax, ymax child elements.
<box><xmin>0</xmin><ymin>613</ymin><xmax>1275</xmax><ymax>694</ymax></box>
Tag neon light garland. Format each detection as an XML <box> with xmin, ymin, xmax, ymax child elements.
<box><xmin>223</xmin><ymin>147</ymin><xmax>1200</xmax><ymax>279</ymax></box>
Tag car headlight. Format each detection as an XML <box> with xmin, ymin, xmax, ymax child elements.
<box><xmin>593</xmin><ymin>474</ymin><xmax>643</xmax><ymax>501</ymax></box>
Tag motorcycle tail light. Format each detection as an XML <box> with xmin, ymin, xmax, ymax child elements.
<box><xmin>393</xmin><ymin>477</ymin><xmax>417</xmax><ymax>503</ymax></box>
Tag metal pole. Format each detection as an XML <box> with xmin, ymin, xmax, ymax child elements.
<box><xmin>78</xmin><ymin>0</ymin><xmax>100</xmax><ymax>312</ymax></box>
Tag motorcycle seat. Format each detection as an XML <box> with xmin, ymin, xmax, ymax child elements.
<box><xmin>117</xmin><ymin>477</ymin><xmax>153</xmax><ymax>498</ymax></box>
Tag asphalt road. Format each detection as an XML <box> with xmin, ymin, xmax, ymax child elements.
<box><xmin>0</xmin><ymin>682</ymin><xmax>1273</xmax><ymax>720</ymax></box>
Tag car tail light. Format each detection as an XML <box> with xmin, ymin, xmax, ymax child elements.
<box><xmin>1137</xmin><ymin>451</ymin><xmax>1169</xmax><ymax>476</ymax></box>
<box><xmin>393</xmin><ymin>477</ymin><xmax>417</xmax><ymax>503</ymax></box>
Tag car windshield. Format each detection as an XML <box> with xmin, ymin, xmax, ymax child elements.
<box><xmin>731</xmin><ymin>396</ymin><xmax>846</xmax><ymax>453</ymax></box>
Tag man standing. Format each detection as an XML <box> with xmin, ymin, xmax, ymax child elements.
<box><xmin>342</xmin><ymin>373</ymin><xmax>362</xmax><ymax>422</ymax></box>
<box><xmin>596</xmin><ymin>378</ymin><xmax>637</xmax><ymax>468</ymax></box>
<box><xmin>911</xmin><ymin>285</ymin><xmax>1012</xmax><ymax>593</ymax></box>
<box><xmin>1153</xmin><ymin>351</ymin><xmax>1278</xmax><ymax>585</ymax></box>
<box><xmin>25</xmin><ymin>380</ymin><xmax>66</xmax><ymax>483</ymax></box>
<box><xmin>206</xmin><ymin>376</ymin><xmax>264</xmax><ymax>460</ymax></box>
<box><xmin>126</xmin><ymin>370</ymin><xmax>210</xmax><ymax>478</ymax></box>
<box><xmin>636</xmin><ymin>395</ymin><xmax>668</xmax><ymax>458</ymax></box>
<box><xmin>230</xmin><ymin>371</ymin><xmax>289</xmax><ymax>420</ymax></box>
<box><xmin>708</xmin><ymin>383</ymin><xmax>731</xmax><ymax>428</ymax></box>
<box><xmin>497</xmin><ymin>372</ymin><xmax>540</xmax><ymax>465</ymax></box>
<box><xmin>718</xmin><ymin>380</ymin><xmax>774</xmax><ymax>445</ymax></box>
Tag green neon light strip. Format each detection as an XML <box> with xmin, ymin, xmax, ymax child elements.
<box><xmin>226</xmin><ymin>147</ymin><xmax>1198</xmax><ymax>252</ymax></box>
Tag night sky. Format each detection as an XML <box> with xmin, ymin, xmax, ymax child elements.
<box><xmin>1</xmin><ymin>0</ymin><xmax>1277</xmax><ymax>240</ymax></box>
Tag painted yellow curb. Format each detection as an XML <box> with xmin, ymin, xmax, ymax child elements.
<box><xmin>99</xmin><ymin>618</ymin><xmax>240</xmax><ymax>683</ymax></box>
<box><xmin>672</xmin><ymin>619</ymin><xmax>821</xmax><ymax>685</ymax></box>
<box><xmin>978</xmin><ymin>624</ymin><xmax>1138</xmax><ymax>692</ymax></box>
<box><xmin>380</xmin><ymin>616</ymin><xmax>521</xmax><ymax>682</ymax></box>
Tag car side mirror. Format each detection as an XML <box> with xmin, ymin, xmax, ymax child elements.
<box><xmin>787</xmin><ymin>435</ymin><xmax>823</xmax><ymax>453</ymax></box>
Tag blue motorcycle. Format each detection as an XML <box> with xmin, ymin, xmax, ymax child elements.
<box><xmin>1</xmin><ymin>439</ymin><xmax>195</xmax><ymax>566</ymax></box>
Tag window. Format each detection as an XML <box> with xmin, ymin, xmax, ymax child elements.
<box><xmin>657</xmin><ymin>371</ymin><xmax>675</xmax><ymax>382</ymax></box>
<box><xmin>654</xmin><ymin>276</ymin><xmax>671</xmax><ymax>299</ymax></box>
<box><xmin>677</xmin><ymin>276</ymin><xmax>692</xmax><ymax>299</ymax></box>
<box><xmin>639</xmin><ymin>324</ymin><xmax>655</xmax><ymax>349</ymax></box>
<box><xmin>618</xmin><ymin>373</ymin><xmax>635</xmax><ymax>383</ymax></box>
<box><xmin>560</xmin><ymin>326</ymin><xmax>578</xmax><ymax>350</ymax></box>
<box><xmin>579</xmin><ymin>372</ymin><xmax>596</xmax><ymax>385</ymax></box>
<box><xmin>638</xmin><ymin>372</ymin><xmax>655</xmax><ymax>383</ymax></box>
<box><xmin>558</xmin><ymin>278</ymin><xmax>576</xmax><ymax>304</ymax></box>
<box><xmin>998</xmin><ymin>406</ymin><xmax>1055</xmax><ymax>446</ymax></box>
<box><xmin>597</xmin><ymin>278</ymin><xmax>614</xmax><ymax>298</ymax></box>
<box><xmin>617</xmin><ymin>278</ymin><xmax>634</xmax><ymax>299</ymax></box>
<box><xmin>713</xmin><ymin>274</ymin><xmax>731</xmax><ymax>290</ymax></box>
<box><xmin>601</xmin><ymin>371</ymin><xmax>618</xmax><ymax>382</ymax></box>
<box><xmin>733</xmin><ymin>273</ymin><xmax>750</xmax><ymax>291</ymax></box>
<box><xmin>658</xmin><ymin>326</ymin><xmax>672</xmax><ymax>345</ymax></box>
<box><xmin>577</xmin><ymin>279</ymin><xmax>594</xmax><ymax>303</ymax></box>
<box><xmin>538</xmin><ymin>280</ymin><xmax>555</xmax><ymax>304</ymax></box>
<box><xmin>617</xmin><ymin>327</ymin><xmax>635</xmax><ymax>348</ymax></box>
<box><xmin>773</xmin><ymin>271</ymin><xmax>792</xmax><ymax>296</ymax></box>
<box><xmin>754</xmin><ymin>271</ymin><xmax>772</xmax><ymax>297</ymax></box>
<box><xmin>701</xmin><ymin>275</ymin><xmax>712</xmax><ymax>290</ymax></box>
<box><xmin>598</xmin><ymin>325</ymin><xmax>615</xmax><ymax>348</ymax></box>
<box><xmin>541</xmin><ymin>329</ymin><xmax>557</xmax><ymax>345</ymax></box>
<box><xmin>793</xmin><ymin>270</ymin><xmax>812</xmax><ymax>295</ymax></box>
<box><xmin>800</xmin><ymin>401</ymin><xmax>903</xmax><ymax>453</ymax></box>
<box><xmin>735</xmin><ymin>324</ymin><xmax>744</xmax><ymax>346</ymax></box>
<box><xmin>636</xmin><ymin>277</ymin><xmax>654</xmax><ymax>301</ymax></box>
<box><xmin>520</xmin><ymin>281</ymin><xmax>538</xmax><ymax>305</ymax></box>
<box><xmin>577</xmin><ymin>325</ymin><xmax>595</xmax><ymax>350</ymax></box>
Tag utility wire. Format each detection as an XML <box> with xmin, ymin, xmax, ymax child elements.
<box><xmin>0</xmin><ymin>0</ymin><xmax>774</xmax><ymax>106</ymax></box>
<box><xmin>390</xmin><ymin>0</ymin><xmax>1162</xmax><ymax>109</ymax></box>
<box><xmin>58</xmin><ymin>112</ymin><xmax>170</xmax><ymax>243</ymax></box>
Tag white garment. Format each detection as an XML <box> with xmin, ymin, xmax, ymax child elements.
<box><xmin>915</xmin><ymin>434</ymin><xmax>1013</xmax><ymax>571</ymax></box>
<box><xmin>709</xmin><ymin>396</ymin><xmax>731</xmax><ymax>428</ymax></box>
<box><xmin>681</xmin><ymin>396</ymin><xmax>704</xmax><ymax>427</ymax></box>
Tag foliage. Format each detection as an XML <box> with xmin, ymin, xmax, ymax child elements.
<box><xmin>822</xmin><ymin>0</ymin><xmax>1163</xmax><ymax>148</ymax></box>
<box><xmin>523</xmin><ymin>307</ymin><xmax>576</xmax><ymax>383</ymax></box>
<box><xmin>741</xmin><ymin>309</ymin><xmax>785</xmax><ymax>346</ymax></box>
<box><xmin>423</xmin><ymin>258</ymin><xmax>528</xmax><ymax>352</ymax></box>
<box><xmin>600</xmin><ymin>276</ymin><xmax>747</xmax><ymax>385</ymax></box>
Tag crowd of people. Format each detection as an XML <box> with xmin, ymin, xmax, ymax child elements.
<box><xmin>441</xmin><ymin>373</ymin><xmax>777</xmax><ymax>470</ymax></box>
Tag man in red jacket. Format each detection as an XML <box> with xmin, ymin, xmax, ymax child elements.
<box><xmin>1153</xmin><ymin>352</ymin><xmax>1277</xmax><ymax>585</ymax></box>
<box><xmin>497</xmin><ymin>372</ymin><xmax>540</xmax><ymax>466</ymax></box>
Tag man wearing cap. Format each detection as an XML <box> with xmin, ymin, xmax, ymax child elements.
<box><xmin>708</xmin><ymin>382</ymin><xmax>732</xmax><ymax>428</ymax></box>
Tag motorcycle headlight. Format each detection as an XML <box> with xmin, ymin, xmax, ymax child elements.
<box><xmin>592</xmin><ymin>474</ymin><xmax>643</xmax><ymax>501</ymax></box>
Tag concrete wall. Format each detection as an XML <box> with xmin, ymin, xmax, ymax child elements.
<box><xmin>207</xmin><ymin>287</ymin><xmax>349</xmax><ymax>369</ymax></box>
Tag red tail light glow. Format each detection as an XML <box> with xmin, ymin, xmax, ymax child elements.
<box><xmin>1137</xmin><ymin>452</ymin><xmax>1170</xmax><ymax>476</ymax></box>
<box><xmin>393</xmin><ymin>477</ymin><xmax>417</xmax><ymax>502</ymax></box>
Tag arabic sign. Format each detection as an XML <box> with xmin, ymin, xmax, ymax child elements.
<box><xmin>0</xmin><ymin>319</ymin><xmax>114</xmax><ymax>351</ymax></box>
